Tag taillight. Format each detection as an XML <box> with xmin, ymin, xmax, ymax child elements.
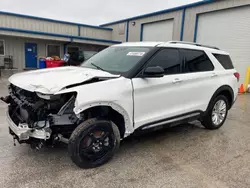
<box><xmin>234</xmin><ymin>72</ymin><xmax>240</xmax><ymax>82</ymax></box>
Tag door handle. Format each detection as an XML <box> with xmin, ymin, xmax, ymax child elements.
<box><xmin>172</xmin><ymin>78</ymin><xmax>183</xmax><ymax>84</ymax></box>
<box><xmin>211</xmin><ymin>73</ymin><xmax>218</xmax><ymax>77</ymax></box>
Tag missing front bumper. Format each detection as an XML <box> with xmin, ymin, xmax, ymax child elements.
<box><xmin>7</xmin><ymin>111</ymin><xmax>51</xmax><ymax>141</ymax></box>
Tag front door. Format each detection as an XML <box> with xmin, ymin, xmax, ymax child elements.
<box><xmin>132</xmin><ymin>48</ymin><xmax>187</xmax><ymax>129</ymax></box>
<box><xmin>25</xmin><ymin>43</ymin><xmax>37</xmax><ymax>68</ymax></box>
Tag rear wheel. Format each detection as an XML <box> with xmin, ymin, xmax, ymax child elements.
<box><xmin>202</xmin><ymin>95</ymin><xmax>229</xmax><ymax>130</ymax></box>
<box><xmin>68</xmin><ymin>118</ymin><xmax>120</xmax><ymax>169</ymax></box>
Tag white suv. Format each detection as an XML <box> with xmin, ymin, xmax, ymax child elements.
<box><xmin>2</xmin><ymin>41</ymin><xmax>239</xmax><ymax>168</ymax></box>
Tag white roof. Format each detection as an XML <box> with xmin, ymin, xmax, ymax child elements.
<box><xmin>113</xmin><ymin>41</ymin><xmax>228</xmax><ymax>54</ymax></box>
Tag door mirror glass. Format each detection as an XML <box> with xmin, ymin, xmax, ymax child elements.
<box><xmin>143</xmin><ymin>66</ymin><xmax>164</xmax><ymax>77</ymax></box>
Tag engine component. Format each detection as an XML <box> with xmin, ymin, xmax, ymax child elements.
<box><xmin>6</xmin><ymin>84</ymin><xmax>77</xmax><ymax>128</ymax></box>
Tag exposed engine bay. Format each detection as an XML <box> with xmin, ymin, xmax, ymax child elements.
<box><xmin>1</xmin><ymin>84</ymin><xmax>82</xmax><ymax>149</ymax></box>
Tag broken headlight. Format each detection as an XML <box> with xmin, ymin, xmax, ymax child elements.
<box><xmin>36</xmin><ymin>92</ymin><xmax>61</xmax><ymax>100</ymax></box>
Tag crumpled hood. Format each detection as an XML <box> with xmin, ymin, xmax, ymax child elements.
<box><xmin>9</xmin><ymin>66</ymin><xmax>120</xmax><ymax>94</ymax></box>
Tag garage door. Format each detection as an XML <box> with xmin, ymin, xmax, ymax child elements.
<box><xmin>142</xmin><ymin>20</ymin><xmax>173</xmax><ymax>42</ymax></box>
<box><xmin>196</xmin><ymin>6</ymin><xmax>250</xmax><ymax>85</ymax></box>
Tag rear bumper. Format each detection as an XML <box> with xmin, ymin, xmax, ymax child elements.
<box><xmin>7</xmin><ymin>110</ymin><xmax>51</xmax><ymax>141</ymax></box>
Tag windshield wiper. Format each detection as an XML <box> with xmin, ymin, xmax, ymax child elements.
<box><xmin>91</xmin><ymin>62</ymin><xmax>105</xmax><ymax>71</ymax></box>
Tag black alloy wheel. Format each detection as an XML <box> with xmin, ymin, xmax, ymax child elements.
<box><xmin>68</xmin><ymin>118</ymin><xmax>120</xmax><ymax>168</ymax></box>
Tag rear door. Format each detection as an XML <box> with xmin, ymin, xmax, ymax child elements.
<box><xmin>179</xmin><ymin>49</ymin><xmax>221</xmax><ymax>112</ymax></box>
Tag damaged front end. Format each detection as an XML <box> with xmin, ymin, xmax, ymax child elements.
<box><xmin>1</xmin><ymin>84</ymin><xmax>81</xmax><ymax>149</ymax></box>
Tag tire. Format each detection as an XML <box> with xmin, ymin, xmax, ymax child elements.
<box><xmin>68</xmin><ymin>118</ymin><xmax>120</xmax><ymax>169</ymax></box>
<box><xmin>202</xmin><ymin>95</ymin><xmax>229</xmax><ymax>130</ymax></box>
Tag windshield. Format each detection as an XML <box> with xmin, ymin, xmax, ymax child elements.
<box><xmin>81</xmin><ymin>46</ymin><xmax>151</xmax><ymax>74</ymax></box>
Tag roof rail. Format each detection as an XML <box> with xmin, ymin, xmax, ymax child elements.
<box><xmin>168</xmin><ymin>41</ymin><xmax>220</xmax><ymax>50</ymax></box>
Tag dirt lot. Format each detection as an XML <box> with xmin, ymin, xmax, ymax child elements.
<box><xmin>0</xmin><ymin>80</ymin><xmax>250</xmax><ymax>188</ymax></box>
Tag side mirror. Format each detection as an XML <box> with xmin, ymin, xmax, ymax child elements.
<box><xmin>143</xmin><ymin>66</ymin><xmax>164</xmax><ymax>78</ymax></box>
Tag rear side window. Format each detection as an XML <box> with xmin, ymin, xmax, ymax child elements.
<box><xmin>213</xmin><ymin>54</ymin><xmax>234</xmax><ymax>69</ymax></box>
<box><xmin>181</xmin><ymin>49</ymin><xmax>214</xmax><ymax>73</ymax></box>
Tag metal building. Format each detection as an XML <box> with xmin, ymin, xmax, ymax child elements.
<box><xmin>0</xmin><ymin>12</ymin><xmax>120</xmax><ymax>70</ymax></box>
<box><xmin>1</xmin><ymin>0</ymin><xmax>250</xmax><ymax>86</ymax></box>
<box><xmin>101</xmin><ymin>0</ymin><xmax>250</xmax><ymax>85</ymax></box>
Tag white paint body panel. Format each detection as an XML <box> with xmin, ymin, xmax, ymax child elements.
<box><xmin>142</xmin><ymin>20</ymin><xmax>174</xmax><ymax>42</ymax></box>
<box><xmin>55</xmin><ymin>77</ymin><xmax>134</xmax><ymax>135</ymax></box>
<box><xmin>8</xmin><ymin>66</ymin><xmax>120</xmax><ymax>94</ymax></box>
<box><xmin>196</xmin><ymin>6</ymin><xmax>250</xmax><ymax>84</ymax></box>
<box><xmin>132</xmin><ymin>74</ymin><xmax>187</xmax><ymax>128</ymax></box>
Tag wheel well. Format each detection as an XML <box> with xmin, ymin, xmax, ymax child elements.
<box><xmin>216</xmin><ymin>90</ymin><xmax>233</xmax><ymax>108</ymax></box>
<box><xmin>80</xmin><ymin>106</ymin><xmax>126</xmax><ymax>138</ymax></box>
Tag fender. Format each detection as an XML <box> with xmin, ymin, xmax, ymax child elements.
<box><xmin>74</xmin><ymin>101</ymin><xmax>134</xmax><ymax>135</ymax></box>
<box><xmin>206</xmin><ymin>85</ymin><xmax>234</xmax><ymax>111</ymax></box>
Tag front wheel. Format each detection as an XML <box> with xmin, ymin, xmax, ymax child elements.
<box><xmin>202</xmin><ymin>95</ymin><xmax>229</xmax><ymax>130</ymax></box>
<box><xmin>68</xmin><ymin>118</ymin><xmax>120</xmax><ymax>169</ymax></box>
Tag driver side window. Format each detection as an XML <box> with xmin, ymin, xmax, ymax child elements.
<box><xmin>146</xmin><ymin>48</ymin><xmax>181</xmax><ymax>75</ymax></box>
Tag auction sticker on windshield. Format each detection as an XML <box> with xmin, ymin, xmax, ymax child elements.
<box><xmin>127</xmin><ymin>52</ymin><xmax>145</xmax><ymax>56</ymax></box>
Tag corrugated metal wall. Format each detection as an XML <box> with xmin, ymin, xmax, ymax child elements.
<box><xmin>104</xmin><ymin>0</ymin><xmax>250</xmax><ymax>43</ymax></box>
<box><xmin>128</xmin><ymin>10</ymin><xmax>183</xmax><ymax>42</ymax></box>
<box><xmin>104</xmin><ymin>10</ymin><xmax>183</xmax><ymax>42</ymax></box>
<box><xmin>103</xmin><ymin>22</ymin><xmax>127</xmax><ymax>42</ymax></box>
<box><xmin>1</xmin><ymin>36</ymin><xmax>24</xmax><ymax>70</ymax></box>
<box><xmin>0</xmin><ymin>14</ymin><xmax>78</xmax><ymax>36</ymax></box>
<box><xmin>0</xmin><ymin>13</ymin><xmax>113</xmax><ymax>42</ymax></box>
<box><xmin>80</xmin><ymin>26</ymin><xmax>112</xmax><ymax>40</ymax></box>
<box><xmin>0</xmin><ymin>30</ymin><xmax>70</xmax><ymax>42</ymax></box>
<box><xmin>183</xmin><ymin>0</ymin><xmax>250</xmax><ymax>41</ymax></box>
<box><xmin>196</xmin><ymin>5</ymin><xmax>250</xmax><ymax>84</ymax></box>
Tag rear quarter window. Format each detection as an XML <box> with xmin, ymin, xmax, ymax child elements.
<box><xmin>181</xmin><ymin>49</ymin><xmax>214</xmax><ymax>73</ymax></box>
<box><xmin>213</xmin><ymin>54</ymin><xmax>234</xmax><ymax>69</ymax></box>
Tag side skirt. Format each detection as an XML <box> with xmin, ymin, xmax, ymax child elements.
<box><xmin>135</xmin><ymin>111</ymin><xmax>203</xmax><ymax>132</ymax></box>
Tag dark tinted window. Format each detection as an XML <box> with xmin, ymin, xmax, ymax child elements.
<box><xmin>182</xmin><ymin>49</ymin><xmax>214</xmax><ymax>73</ymax></box>
<box><xmin>213</xmin><ymin>54</ymin><xmax>234</xmax><ymax>69</ymax></box>
<box><xmin>147</xmin><ymin>49</ymin><xmax>181</xmax><ymax>75</ymax></box>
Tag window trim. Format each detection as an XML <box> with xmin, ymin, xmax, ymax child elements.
<box><xmin>180</xmin><ymin>48</ymin><xmax>214</xmax><ymax>73</ymax></box>
<box><xmin>46</xmin><ymin>44</ymin><xmax>61</xmax><ymax>57</ymax></box>
<box><xmin>136</xmin><ymin>47</ymin><xmax>183</xmax><ymax>77</ymax></box>
<box><xmin>0</xmin><ymin>39</ymin><xmax>5</xmax><ymax>56</ymax></box>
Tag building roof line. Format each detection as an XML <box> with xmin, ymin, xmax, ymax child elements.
<box><xmin>0</xmin><ymin>11</ymin><xmax>113</xmax><ymax>31</ymax></box>
<box><xmin>0</xmin><ymin>27</ymin><xmax>121</xmax><ymax>44</ymax></box>
<box><xmin>100</xmin><ymin>0</ymin><xmax>216</xmax><ymax>26</ymax></box>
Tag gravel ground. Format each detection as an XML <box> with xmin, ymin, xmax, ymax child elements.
<box><xmin>0</xmin><ymin>80</ymin><xmax>250</xmax><ymax>188</ymax></box>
